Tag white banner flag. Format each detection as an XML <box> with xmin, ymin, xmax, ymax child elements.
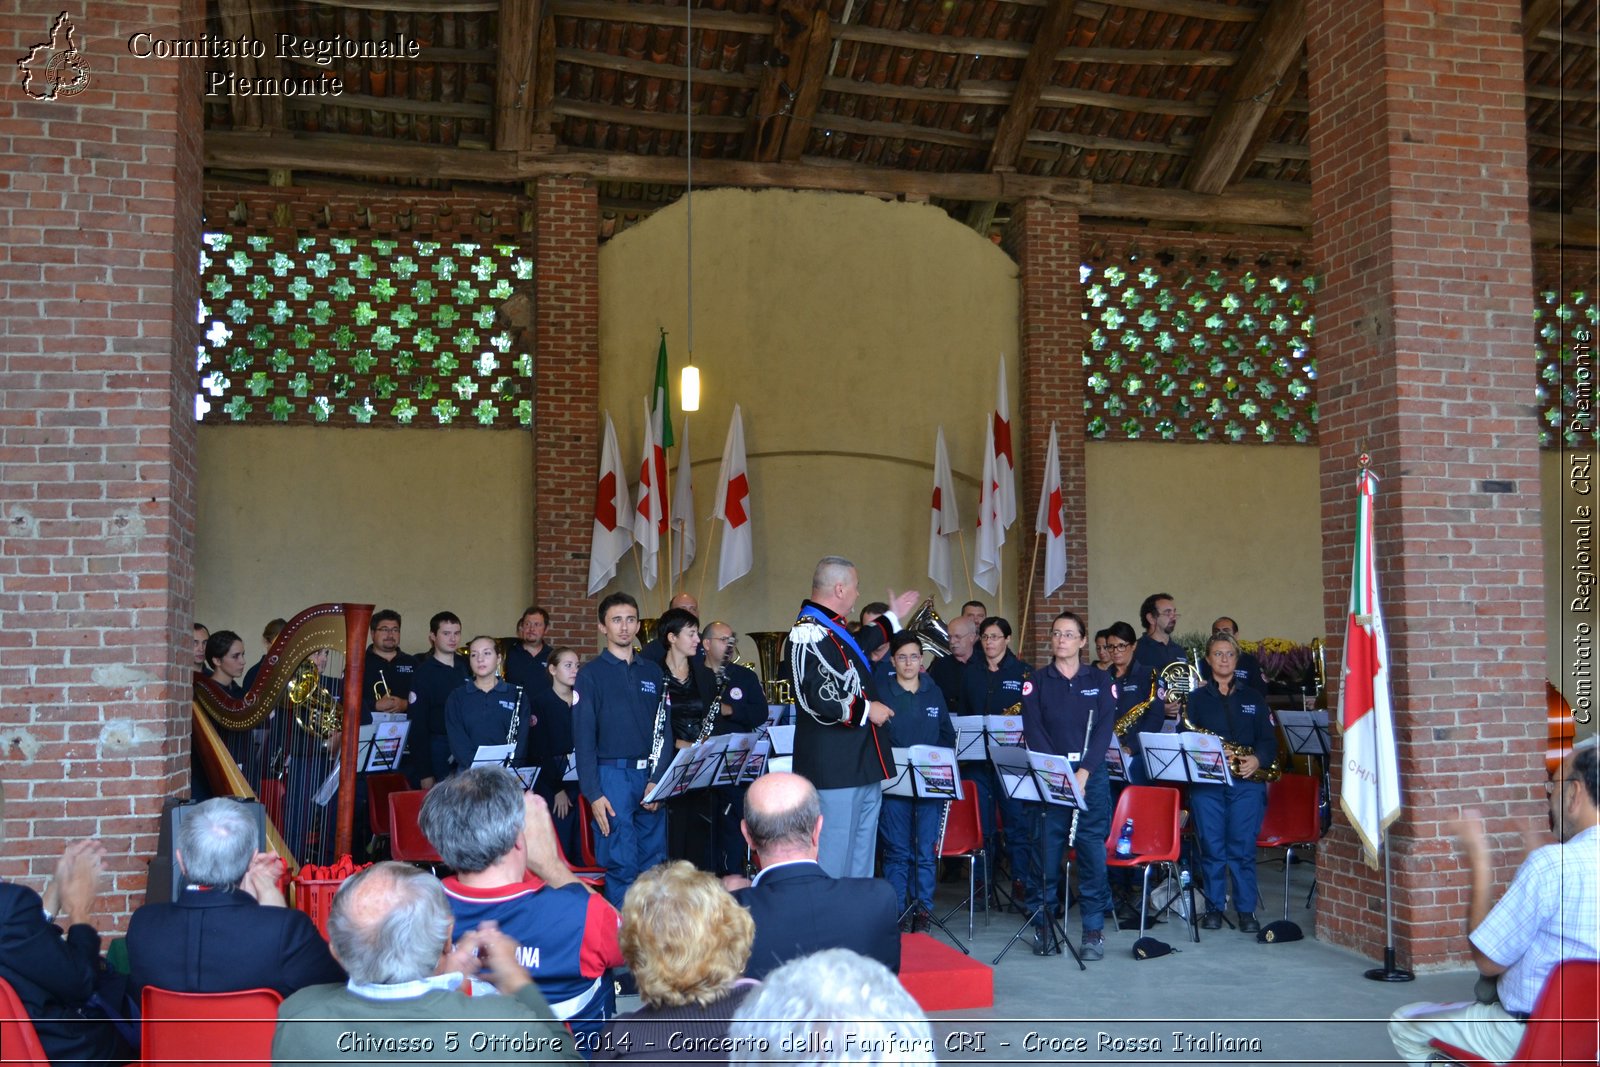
<box><xmin>670</xmin><ymin>416</ymin><xmax>696</xmax><ymax>584</ymax></box>
<box><xmin>1034</xmin><ymin>421</ymin><xmax>1067</xmax><ymax>597</ymax></box>
<box><xmin>632</xmin><ymin>397</ymin><xmax>666</xmax><ymax>590</ymax></box>
<box><xmin>973</xmin><ymin>418</ymin><xmax>1004</xmax><ymax>596</ymax></box>
<box><xmin>993</xmin><ymin>354</ymin><xmax>1017</xmax><ymax>529</ymax></box>
<box><xmin>711</xmin><ymin>405</ymin><xmax>753</xmax><ymax>591</ymax></box>
<box><xmin>586</xmin><ymin>413</ymin><xmax>634</xmax><ymax>595</ymax></box>
<box><xmin>928</xmin><ymin>426</ymin><xmax>961</xmax><ymax>603</ymax></box>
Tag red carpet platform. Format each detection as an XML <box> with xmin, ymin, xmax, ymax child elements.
<box><xmin>898</xmin><ymin>932</ymin><xmax>993</xmax><ymax>1012</ymax></box>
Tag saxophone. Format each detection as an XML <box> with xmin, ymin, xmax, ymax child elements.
<box><xmin>1175</xmin><ymin>663</ymin><xmax>1282</xmax><ymax>784</ymax></box>
<box><xmin>1113</xmin><ymin>668</ymin><xmax>1161</xmax><ymax>738</ymax></box>
<box><xmin>695</xmin><ymin>672</ymin><xmax>728</xmax><ymax>745</ymax></box>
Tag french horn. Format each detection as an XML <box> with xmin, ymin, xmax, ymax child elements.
<box><xmin>287</xmin><ymin>658</ymin><xmax>341</xmax><ymax>738</ymax></box>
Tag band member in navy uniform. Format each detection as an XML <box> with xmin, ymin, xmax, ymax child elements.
<box><xmin>963</xmin><ymin>616</ymin><xmax>1032</xmax><ymax>904</ymax></box>
<box><xmin>1200</xmin><ymin>616</ymin><xmax>1266</xmax><ymax>690</ymax></box>
<box><xmin>1106</xmin><ymin>621</ymin><xmax>1163</xmax><ymax>785</ymax></box>
<box><xmin>786</xmin><ymin>555</ymin><xmax>919</xmax><ymax>878</ymax></box>
<box><xmin>1019</xmin><ymin>611</ymin><xmax>1119</xmax><ymax>960</ymax></box>
<box><xmin>1183</xmin><ymin>630</ymin><xmax>1277</xmax><ymax>934</ymax></box>
<box><xmin>879</xmin><ymin>631</ymin><xmax>956</xmax><ymax>930</ymax></box>
<box><xmin>574</xmin><ymin>592</ymin><xmax>670</xmax><ymax>908</ymax></box>
<box><xmin>1134</xmin><ymin>593</ymin><xmax>1187</xmax><ymax>671</ymax></box>
<box><xmin>444</xmin><ymin>636</ymin><xmax>532</xmax><ymax>778</ymax></box>
<box><xmin>504</xmin><ymin>606</ymin><xmax>555</xmax><ymax>695</ymax></box>
<box><xmin>408</xmin><ymin>610</ymin><xmax>471</xmax><ymax>787</ymax></box>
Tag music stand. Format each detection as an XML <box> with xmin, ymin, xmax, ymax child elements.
<box><xmin>470</xmin><ymin>742</ymin><xmax>517</xmax><ymax>769</ymax></box>
<box><xmin>1138</xmin><ymin>732</ymin><xmax>1230</xmax><ymax>926</ymax></box>
<box><xmin>989</xmin><ymin>747</ymin><xmax>1087</xmax><ymax>969</ymax></box>
<box><xmin>882</xmin><ymin>746</ymin><xmax>968</xmax><ymax>954</ymax></box>
<box><xmin>1103</xmin><ymin>743</ymin><xmax>1134</xmax><ymax>784</ymax></box>
<box><xmin>360</xmin><ymin>721</ymin><xmax>409</xmax><ymax>774</ymax></box>
<box><xmin>1277</xmin><ymin>709</ymin><xmax>1331</xmax><ymax>905</ymax></box>
<box><xmin>643</xmin><ymin>733</ymin><xmax>759</xmax><ymax>804</ymax></box>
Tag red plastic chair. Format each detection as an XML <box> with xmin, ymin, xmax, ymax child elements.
<box><xmin>141</xmin><ymin>985</ymin><xmax>283</xmax><ymax>1067</ymax></box>
<box><xmin>387</xmin><ymin>789</ymin><xmax>443</xmax><ymax>865</ymax></box>
<box><xmin>937</xmin><ymin>779</ymin><xmax>988</xmax><ymax>939</ymax></box>
<box><xmin>1429</xmin><ymin>959</ymin><xmax>1599</xmax><ymax>1065</ymax></box>
<box><xmin>1104</xmin><ymin>785</ymin><xmax>1195</xmax><ymax>942</ymax></box>
<box><xmin>0</xmin><ymin>976</ymin><xmax>50</xmax><ymax>1067</ymax></box>
<box><xmin>1255</xmin><ymin>773</ymin><xmax>1321</xmax><ymax>921</ymax></box>
<box><xmin>366</xmin><ymin>771</ymin><xmax>411</xmax><ymax>839</ymax></box>
<box><xmin>577</xmin><ymin>794</ymin><xmax>604</xmax><ymax>868</ymax></box>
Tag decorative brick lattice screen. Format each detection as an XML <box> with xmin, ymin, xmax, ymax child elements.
<box><xmin>1535</xmin><ymin>287</ymin><xmax>1596</xmax><ymax>449</ymax></box>
<box><xmin>1080</xmin><ymin>235</ymin><xmax>1317</xmax><ymax>444</ymax></box>
<box><xmin>196</xmin><ymin>195</ymin><xmax>532</xmax><ymax>428</ymax></box>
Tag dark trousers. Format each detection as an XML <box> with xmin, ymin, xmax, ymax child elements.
<box><xmin>1028</xmin><ymin>769</ymin><xmax>1111</xmax><ymax>933</ymax></box>
<box><xmin>594</xmin><ymin>763</ymin><xmax>667</xmax><ymax>908</ymax></box>
<box><xmin>1189</xmin><ymin>779</ymin><xmax>1267</xmax><ymax>913</ymax></box>
<box><xmin>878</xmin><ymin>796</ymin><xmax>944</xmax><ymax>911</ymax></box>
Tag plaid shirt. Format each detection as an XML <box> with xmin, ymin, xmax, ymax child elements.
<box><xmin>1470</xmin><ymin>824</ymin><xmax>1599</xmax><ymax>1014</ymax></box>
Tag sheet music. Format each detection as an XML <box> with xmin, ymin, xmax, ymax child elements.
<box><xmin>562</xmin><ymin>752</ymin><xmax>578</xmax><ymax>782</ymax></box>
<box><xmin>713</xmin><ymin>733</ymin><xmax>758</xmax><ymax>787</ymax></box>
<box><xmin>988</xmin><ymin>745</ymin><xmax>1042</xmax><ymax>803</ymax></box>
<box><xmin>1137</xmin><ymin>731</ymin><xmax>1233</xmax><ymax>785</ymax></box>
<box><xmin>361</xmin><ymin>721</ymin><xmax>410</xmax><ymax>773</ymax></box>
<box><xmin>1027</xmin><ymin>750</ymin><xmax>1086</xmax><ymax>809</ymax></box>
<box><xmin>471</xmin><ymin>743</ymin><xmax>516</xmax><ymax>768</ymax></box>
<box><xmin>642</xmin><ymin>745</ymin><xmax>697</xmax><ymax>804</ymax></box>
<box><xmin>765</xmin><ymin>724</ymin><xmax>795</xmax><ymax>756</ymax></box>
<box><xmin>512</xmin><ymin>766</ymin><xmax>540</xmax><ymax>791</ymax></box>
<box><xmin>1104</xmin><ymin>743</ymin><xmax>1133</xmax><ymax>783</ymax></box>
<box><xmin>739</xmin><ymin>739</ymin><xmax>771</xmax><ymax>784</ymax></box>
<box><xmin>950</xmin><ymin>716</ymin><xmax>987</xmax><ymax>760</ymax></box>
<box><xmin>881</xmin><ymin>745</ymin><xmax>964</xmax><ymax>800</ymax></box>
<box><xmin>984</xmin><ymin>714</ymin><xmax>1025</xmax><ymax>747</ymax></box>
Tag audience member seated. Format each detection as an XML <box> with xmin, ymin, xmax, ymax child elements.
<box><xmin>0</xmin><ymin>833</ymin><xmax>132</xmax><ymax>1066</ymax></box>
<box><xmin>1389</xmin><ymin>737</ymin><xmax>1599</xmax><ymax>1065</ymax></box>
<box><xmin>724</xmin><ymin>772</ymin><xmax>899</xmax><ymax>980</ymax></box>
<box><xmin>594</xmin><ymin>861</ymin><xmax>758</xmax><ymax>1062</ymax></box>
<box><xmin>420</xmin><ymin>767</ymin><xmax>624</xmax><ymax>1049</ymax></box>
<box><xmin>727</xmin><ymin>949</ymin><xmax>934</xmax><ymax>1066</ymax></box>
<box><xmin>271</xmin><ymin>861</ymin><xmax>579</xmax><ymax>1065</ymax></box>
<box><xmin>126</xmin><ymin>798</ymin><xmax>343</xmax><ymax>998</ymax></box>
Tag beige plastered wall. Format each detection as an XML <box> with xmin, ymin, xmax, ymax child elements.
<box><xmin>595</xmin><ymin>188</ymin><xmax>1023</xmax><ymax>637</ymax></box>
<box><xmin>194</xmin><ymin>426</ymin><xmax>533</xmax><ymax>662</ymax></box>
<box><xmin>194</xmin><ymin>189</ymin><xmax>1583</xmax><ymax>706</ymax></box>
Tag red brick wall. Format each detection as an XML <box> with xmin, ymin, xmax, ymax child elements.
<box><xmin>533</xmin><ymin>178</ymin><xmax>601</xmax><ymax>644</ymax></box>
<box><xmin>0</xmin><ymin>0</ymin><xmax>204</xmax><ymax>928</ymax></box>
<box><xmin>1306</xmin><ymin>0</ymin><xmax>1544</xmax><ymax>966</ymax></box>
<box><xmin>1003</xmin><ymin>200</ymin><xmax>1087</xmax><ymax>660</ymax></box>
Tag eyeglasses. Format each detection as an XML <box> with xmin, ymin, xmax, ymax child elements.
<box><xmin>374</xmin><ymin>625</ymin><xmax>400</xmax><ymax>634</ymax></box>
<box><xmin>892</xmin><ymin>653</ymin><xmax>924</xmax><ymax>664</ymax></box>
<box><xmin>1105</xmin><ymin>641</ymin><xmax>1132</xmax><ymax>652</ymax></box>
<box><xmin>1157</xmin><ymin>609</ymin><xmax>1179</xmax><ymax>618</ymax></box>
<box><xmin>1049</xmin><ymin>630</ymin><xmax>1081</xmax><ymax>640</ymax></box>
<box><xmin>1546</xmin><ymin>778</ymin><xmax>1574</xmax><ymax>796</ymax></box>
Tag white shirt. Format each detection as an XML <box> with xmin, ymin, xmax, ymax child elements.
<box><xmin>1470</xmin><ymin>824</ymin><xmax>1599</xmax><ymax>1014</ymax></box>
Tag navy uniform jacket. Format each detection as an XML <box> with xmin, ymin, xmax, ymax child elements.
<box><xmin>711</xmin><ymin>661</ymin><xmax>769</xmax><ymax>736</ymax></box>
<box><xmin>1182</xmin><ymin>680</ymin><xmax>1278</xmax><ymax>771</ymax></box>
<box><xmin>126</xmin><ymin>888</ymin><xmax>344</xmax><ymax>998</ymax></box>
<box><xmin>505</xmin><ymin>642</ymin><xmax>554</xmax><ymax>694</ymax></box>
<box><xmin>529</xmin><ymin>686</ymin><xmax>576</xmax><ymax>804</ymax></box>
<box><xmin>445</xmin><ymin>680</ymin><xmax>532</xmax><ymax>773</ymax></box>
<box><xmin>1133</xmin><ymin>634</ymin><xmax>1187</xmax><ymax>672</ymax></box>
<box><xmin>1109</xmin><ymin>663</ymin><xmax>1163</xmax><ymax>750</ymax></box>
<box><xmin>788</xmin><ymin>600</ymin><xmax>895</xmax><ymax>790</ymax></box>
<box><xmin>1020</xmin><ymin>662</ymin><xmax>1120</xmax><ymax>769</ymax></box>
<box><xmin>407</xmin><ymin>652</ymin><xmax>471</xmax><ymax>780</ymax></box>
<box><xmin>963</xmin><ymin>650</ymin><xmax>1031</xmax><ymax>717</ymax></box>
<box><xmin>573</xmin><ymin>650</ymin><xmax>669</xmax><ymax>804</ymax></box>
<box><xmin>361</xmin><ymin>646</ymin><xmax>417</xmax><ymax>725</ymax></box>
<box><xmin>927</xmin><ymin>654</ymin><xmax>972</xmax><ymax>716</ymax></box>
<box><xmin>733</xmin><ymin>861</ymin><xmax>900</xmax><ymax>980</ymax></box>
<box><xmin>881</xmin><ymin>675</ymin><xmax>957</xmax><ymax>749</ymax></box>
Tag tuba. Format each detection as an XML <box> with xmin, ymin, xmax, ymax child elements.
<box><xmin>1173</xmin><ymin>660</ymin><xmax>1282</xmax><ymax>783</ymax></box>
<box><xmin>904</xmin><ymin>599</ymin><xmax>952</xmax><ymax>659</ymax></box>
<box><xmin>749</xmin><ymin>631</ymin><xmax>793</xmax><ymax>704</ymax></box>
<box><xmin>286</xmin><ymin>658</ymin><xmax>342</xmax><ymax>738</ymax></box>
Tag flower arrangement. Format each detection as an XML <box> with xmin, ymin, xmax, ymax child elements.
<box><xmin>1175</xmin><ymin>631</ymin><xmax>1321</xmax><ymax>693</ymax></box>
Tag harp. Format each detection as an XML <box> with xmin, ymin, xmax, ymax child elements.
<box><xmin>192</xmin><ymin>603</ymin><xmax>373</xmax><ymax>871</ymax></box>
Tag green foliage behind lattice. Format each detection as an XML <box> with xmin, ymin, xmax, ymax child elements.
<box><xmin>1535</xmin><ymin>289</ymin><xmax>1597</xmax><ymax>449</ymax></box>
<box><xmin>196</xmin><ymin>233</ymin><xmax>534</xmax><ymax>427</ymax></box>
<box><xmin>1080</xmin><ymin>258</ymin><xmax>1318</xmax><ymax>444</ymax></box>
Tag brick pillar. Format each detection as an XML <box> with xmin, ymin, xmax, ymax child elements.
<box><xmin>1003</xmin><ymin>200</ymin><xmax>1087</xmax><ymax>660</ymax></box>
<box><xmin>533</xmin><ymin>178</ymin><xmax>601</xmax><ymax>645</ymax></box>
<box><xmin>0</xmin><ymin>0</ymin><xmax>204</xmax><ymax>926</ymax></box>
<box><xmin>1306</xmin><ymin>0</ymin><xmax>1543</xmax><ymax>966</ymax></box>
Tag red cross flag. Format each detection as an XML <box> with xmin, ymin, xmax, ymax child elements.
<box><xmin>992</xmin><ymin>354</ymin><xmax>1017</xmax><ymax>529</ymax></box>
<box><xmin>1034</xmin><ymin>421</ymin><xmax>1067</xmax><ymax>597</ymax></box>
<box><xmin>928</xmin><ymin>426</ymin><xmax>961</xmax><ymax>603</ymax></box>
<box><xmin>586</xmin><ymin>412</ymin><xmax>634</xmax><ymax>595</ymax></box>
<box><xmin>710</xmin><ymin>404</ymin><xmax>752</xmax><ymax>591</ymax></box>
<box><xmin>632</xmin><ymin>396</ymin><xmax>669</xmax><ymax>590</ymax></box>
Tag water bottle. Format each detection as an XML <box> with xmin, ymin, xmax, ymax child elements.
<box><xmin>1115</xmin><ymin>818</ymin><xmax>1134</xmax><ymax>857</ymax></box>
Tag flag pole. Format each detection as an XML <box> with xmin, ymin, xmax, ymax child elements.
<box><xmin>698</xmin><ymin>513</ymin><xmax>720</xmax><ymax>609</ymax></box>
<box><xmin>957</xmin><ymin>530</ymin><xmax>973</xmax><ymax>601</ymax></box>
<box><xmin>1355</xmin><ymin>455</ymin><xmax>1413</xmax><ymax>983</ymax></box>
<box><xmin>1020</xmin><ymin>531</ymin><xmax>1042</xmax><ymax>656</ymax></box>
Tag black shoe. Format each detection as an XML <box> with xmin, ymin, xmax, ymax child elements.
<box><xmin>1238</xmin><ymin>912</ymin><xmax>1260</xmax><ymax>934</ymax></box>
<box><xmin>898</xmin><ymin>911</ymin><xmax>915</xmax><ymax>933</ymax></box>
<box><xmin>1201</xmin><ymin>911</ymin><xmax>1224</xmax><ymax>931</ymax></box>
<box><xmin>911</xmin><ymin>909</ymin><xmax>933</xmax><ymax>934</ymax></box>
<box><xmin>1031</xmin><ymin>923</ymin><xmax>1056</xmax><ymax>956</ymax></box>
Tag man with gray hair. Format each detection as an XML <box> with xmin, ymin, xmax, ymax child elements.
<box><xmin>126</xmin><ymin>798</ymin><xmax>343</xmax><ymax>997</ymax></box>
<box><xmin>727</xmin><ymin>772</ymin><xmax>899</xmax><ymax>980</ymax></box>
<box><xmin>420</xmin><ymin>767</ymin><xmax>624</xmax><ymax>1045</ymax></box>
<box><xmin>786</xmin><ymin>555</ymin><xmax>920</xmax><ymax>877</ymax></box>
<box><xmin>727</xmin><ymin>948</ymin><xmax>935</xmax><ymax>1066</ymax></box>
<box><xmin>273</xmin><ymin>862</ymin><xmax>579</xmax><ymax>1066</ymax></box>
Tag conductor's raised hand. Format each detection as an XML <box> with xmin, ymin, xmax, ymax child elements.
<box><xmin>886</xmin><ymin>588</ymin><xmax>922</xmax><ymax>623</ymax></box>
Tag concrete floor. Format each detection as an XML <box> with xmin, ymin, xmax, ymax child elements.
<box><xmin>916</xmin><ymin>853</ymin><xmax>1471</xmax><ymax>1066</ymax></box>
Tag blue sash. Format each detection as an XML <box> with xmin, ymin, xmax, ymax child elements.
<box><xmin>798</xmin><ymin>605</ymin><xmax>869</xmax><ymax>668</ymax></box>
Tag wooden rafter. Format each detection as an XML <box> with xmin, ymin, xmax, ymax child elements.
<box><xmin>494</xmin><ymin>0</ymin><xmax>545</xmax><ymax>152</ymax></box>
<box><xmin>1183</xmin><ymin>0</ymin><xmax>1306</xmax><ymax>195</ymax></box>
<box><xmin>747</xmin><ymin>0</ymin><xmax>824</xmax><ymax>162</ymax></box>
<box><xmin>215</xmin><ymin>0</ymin><xmax>284</xmax><ymax>131</ymax></box>
<box><xmin>966</xmin><ymin>0</ymin><xmax>1081</xmax><ymax>231</ymax></box>
<box><xmin>1522</xmin><ymin>0</ymin><xmax>1563</xmax><ymax>48</ymax></box>
<box><xmin>778</xmin><ymin>6</ymin><xmax>832</xmax><ymax>162</ymax></box>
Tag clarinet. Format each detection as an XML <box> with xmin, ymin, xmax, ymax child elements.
<box><xmin>646</xmin><ymin>689</ymin><xmax>669</xmax><ymax>777</ymax></box>
<box><xmin>695</xmin><ymin>671</ymin><xmax>728</xmax><ymax>745</ymax></box>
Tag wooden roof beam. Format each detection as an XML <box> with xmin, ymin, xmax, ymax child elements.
<box><xmin>1183</xmin><ymin>0</ymin><xmax>1305</xmax><ymax>195</ymax></box>
<box><xmin>215</xmin><ymin>0</ymin><xmax>285</xmax><ymax>131</ymax></box>
<box><xmin>965</xmin><ymin>0</ymin><xmax>1081</xmax><ymax>232</ymax></box>
<box><xmin>494</xmin><ymin>0</ymin><xmax>547</xmax><ymax>152</ymax></box>
<box><xmin>778</xmin><ymin>6</ymin><xmax>833</xmax><ymax>162</ymax></box>
<box><xmin>1522</xmin><ymin>0</ymin><xmax>1562</xmax><ymax>48</ymax></box>
<box><xmin>747</xmin><ymin>1</ymin><xmax>820</xmax><ymax>161</ymax></box>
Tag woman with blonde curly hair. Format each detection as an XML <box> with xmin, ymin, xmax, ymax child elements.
<box><xmin>594</xmin><ymin>861</ymin><xmax>757</xmax><ymax>1062</ymax></box>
